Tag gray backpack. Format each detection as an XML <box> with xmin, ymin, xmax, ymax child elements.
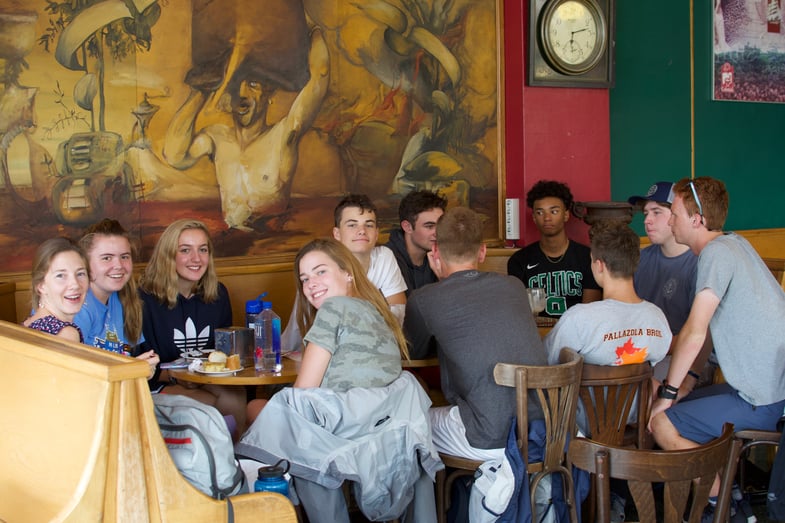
<box><xmin>153</xmin><ymin>394</ymin><xmax>247</xmax><ymax>499</ymax></box>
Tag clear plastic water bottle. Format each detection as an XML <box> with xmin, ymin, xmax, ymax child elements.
<box><xmin>254</xmin><ymin>459</ymin><xmax>290</xmax><ymax>497</ymax></box>
<box><xmin>254</xmin><ymin>301</ymin><xmax>282</xmax><ymax>372</ymax></box>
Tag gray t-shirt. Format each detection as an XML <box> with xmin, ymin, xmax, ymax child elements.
<box><xmin>699</xmin><ymin>233</ymin><xmax>785</xmax><ymax>405</ymax></box>
<box><xmin>404</xmin><ymin>270</ymin><xmax>547</xmax><ymax>449</ymax></box>
<box><xmin>544</xmin><ymin>299</ymin><xmax>671</xmax><ymax>366</ymax></box>
<box><xmin>634</xmin><ymin>244</ymin><xmax>697</xmax><ymax>334</ymax></box>
<box><xmin>303</xmin><ymin>296</ymin><xmax>402</xmax><ymax>392</ymax></box>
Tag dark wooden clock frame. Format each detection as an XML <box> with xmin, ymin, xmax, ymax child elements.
<box><xmin>527</xmin><ymin>0</ymin><xmax>616</xmax><ymax>88</ymax></box>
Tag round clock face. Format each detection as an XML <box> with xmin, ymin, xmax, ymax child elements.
<box><xmin>540</xmin><ymin>0</ymin><xmax>607</xmax><ymax>75</ymax></box>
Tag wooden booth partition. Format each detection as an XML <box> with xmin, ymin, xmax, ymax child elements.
<box><xmin>0</xmin><ymin>321</ymin><xmax>295</xmax><ymax>522</ymax></box>
<box><xmin>0</xmin><ymin>281</ymin><xmax>15</xmax><ymax>323</ymax></box>
<box><xmin>2</xmin><ymin>229</ymin><xmax>784</xmax><ymax>326</ymax></box>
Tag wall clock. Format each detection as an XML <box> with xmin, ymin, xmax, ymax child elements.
<box><xmin>528</xmin><ymin>0</ymin><xmax>615</xmax><ymax>88</ymax></box>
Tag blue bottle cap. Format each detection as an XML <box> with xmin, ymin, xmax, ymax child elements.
<box><xmin>246</xmin><ymin>299</ymin><xmax>262</xmax><ymax>314</ymax></box>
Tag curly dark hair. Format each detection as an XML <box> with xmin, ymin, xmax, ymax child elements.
<box><xmin>526</xmin><ymin>180</ymin><xmax>574</xmax><ymax>210</ymax></box>
<box><xmin>398</xmin><ymin>190</ymin><xmax>447</xmax><ymax>225</ymax></box>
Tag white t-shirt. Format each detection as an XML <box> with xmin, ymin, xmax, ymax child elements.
<box><xmin>367</xmin><ymin>246</ymin><xmax>408</xmax><ymax>298</ymax></box>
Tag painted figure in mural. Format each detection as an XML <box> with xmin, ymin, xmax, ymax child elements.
<box><xmin>163</xmin><ymin>27</ymin><xmax>329</xmax><ymax>231</ymax></box>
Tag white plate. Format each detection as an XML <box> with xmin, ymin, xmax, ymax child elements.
<box><xmin>193</xmin><ymin>367</ymin><xmax>244</xmax><ymax>377</ymax></box>
<box><xmin>182</xmin><ymin>349</ymin><xmax>215</xmax><ymax>359</ymax></box>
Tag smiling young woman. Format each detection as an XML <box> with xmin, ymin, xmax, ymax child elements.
<box><xmin>139</xmin><ymin>219</ymin><xmax>246</xmax><ymax>433</ymax></box>
<box><xmin>75</xmin><ymin>219</ymin><xmax>158</xmax><ymax>380</ymax></box>
<box><xmin>23</xmin><ymin>237</ymin><xmax>90</xmax><ymax>344</ymax></box>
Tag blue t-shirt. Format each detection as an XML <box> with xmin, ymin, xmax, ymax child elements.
<box><xmin>74</xmin><ymin>290</ymin><xmax>144</xmax><ymax>354</ymax></box>
<box><xmin>633</xmin><ymin>244</ymin><xmax>697</xmax><ymax>335</ymax></box>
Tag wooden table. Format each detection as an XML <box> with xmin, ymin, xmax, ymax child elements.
<box><xmin>170</xmin><ymin>357</ymin><xmax>299</xmax><ymax>386</ymax></box>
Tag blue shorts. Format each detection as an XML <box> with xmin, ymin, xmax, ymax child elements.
<box><xmin>665</xmin><ymin>383</ymin><xmax>785</xmax><ymax>444</ymax></box>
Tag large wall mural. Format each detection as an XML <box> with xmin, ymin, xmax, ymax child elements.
<box><xmin>0</xmin><ymin>0</ymin><xmax>502</xmax><ymax>273</ymax></box>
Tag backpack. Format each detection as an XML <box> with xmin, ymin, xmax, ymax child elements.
<box><xmin>153</xmin><ymin>394</ymin><xmax>247</xmax><ymax>499</ymax></box>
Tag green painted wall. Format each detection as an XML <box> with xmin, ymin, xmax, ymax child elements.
<box><xmin>610</xmin><ymin>0</ymin><xmax>785</xmax><ymax>234</ymax></box>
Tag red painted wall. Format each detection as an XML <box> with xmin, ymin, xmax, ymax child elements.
<box><xmin>502</xmin><ymin>0</ymin><xmax>610</xmax><ymax>246</ymax></box>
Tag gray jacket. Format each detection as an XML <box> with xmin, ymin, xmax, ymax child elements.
<box><xmin>235</xmin><ymin>371</ymin><xmax>443</xmax><ymax>521</ymax></box>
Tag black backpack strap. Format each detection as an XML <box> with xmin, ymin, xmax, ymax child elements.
<box><xmin>226</xmin><ymin>495</ymin><xmax>235</xmax><ymax>523</ymax></box>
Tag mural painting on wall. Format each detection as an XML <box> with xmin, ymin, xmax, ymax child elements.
<box><xmin>0</xmin><ymin>0</ymin><xmax>501</xmax><ymax>273</ymax></box>
<box><xmin>713</xmin><ymin>0</ymin><xmax>785</xmax><ymax>102</ymax></box>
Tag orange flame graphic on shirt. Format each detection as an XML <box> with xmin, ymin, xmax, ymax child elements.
<box><xmin>614</xmin><ymin>338</ymin><xmax>647</xmax><ymax>365</ymax></box>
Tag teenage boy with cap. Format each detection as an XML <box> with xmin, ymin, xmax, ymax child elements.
<box><xmin>628</xmin><ymin>183</ymin><xmax>699</xmax><ymax>373</ymax></box>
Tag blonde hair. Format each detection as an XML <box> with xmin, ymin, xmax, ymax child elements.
<box><xmin>80</xmin><ymin>219</ymin><xmax>143</xmax><ymax>345</ymax></box>
<box><xmin>294</xmin><ymin>238</ymin><xmax>409</xmax><ymax>359</ymax></box>
<box><xmin>435</xmin><ymin>207</ymin><xmax>484</xmax><ymax>263</ymax></box>
<box><xmin>140</xmin><ymin>219</ymin><xmax>220</xmax><ymax>308</ymax></box>
<box><xmin>31</xmin><ymin>237</ymin><xmax>89</xmax><ymax>310</ymax></box>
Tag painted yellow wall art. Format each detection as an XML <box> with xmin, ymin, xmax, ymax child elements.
<box><xmin>0</xmin><ymin>0</ymin><xmax>501</xmax><ymax>272</ymax></box>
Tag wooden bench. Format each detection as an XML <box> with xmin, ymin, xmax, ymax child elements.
<box><xmin>0</xmin><ymin>320</ymin><xmax>296</xmax><ymax>522</ymax></box>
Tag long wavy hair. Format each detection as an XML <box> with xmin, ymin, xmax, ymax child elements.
<box><xmin>31</xmin><ymin>237</ymin><xmax>89</xmax><ymax>310</ymax></box>
<box><xmin>80</xmin><ymin>219</ymin><xmax>143</xmax><ymax>345</ymax></box>
<box><xmin>140</xmin><ymin>219</ymin><xmax>220</xmax><ymax>308</ymax></box>
<box><xmin>294</xmin><ymin>238</ymin><xmax>409</xmax><ymax>359</ymax></box>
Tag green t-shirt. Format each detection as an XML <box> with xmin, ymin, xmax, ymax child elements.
<box><xmin>303</xmin><ymin>296</ymin><xmax>402</xmax><ymax>391</ymax></box>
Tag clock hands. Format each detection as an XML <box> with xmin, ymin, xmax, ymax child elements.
<box><xmin>567</xmin><ymin>28</ymin><xmax>588</xmax><ymax>57</ymax></box>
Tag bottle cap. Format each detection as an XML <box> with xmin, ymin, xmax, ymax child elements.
<box><xmin>262</xmin><ymin>301</ymin><xmax>273</xmax><ymax>310</ymax></box>
<box><xmin>257</xmin><ymin>459</ymin><xmax>290</xmax><ymax>478</ymax></box>
<box><xmin>246</xmin><ymin>299</ymin><xmax>262</xmax><ymax>314</ymax></box>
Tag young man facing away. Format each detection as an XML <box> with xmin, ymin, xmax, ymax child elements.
<box><xmin>385</xmin><ymin>190</ymin><xmax>447</xmax><ymax>297</ymax></box>
<box><xmin>543</xmin><ymin>220</ymin><xmax>671</xmax><ymax>368</ymax></box>
<box><xmin>628</xmin><ymin>182</ymin><xmax>710</xmax><ymax>385</ymax></box>
<box><xmin>648</xmin><ymin>177</ymin><xmax>785</xmax><ymax>519</ymax></box>
<box><xmin>544</xmin><ymin>220</ymin><xmax>670</xmax><ymax>444</ymax></box>
<box><xmin>507</xmin><ymin>180</ymin><xmax>601</xmax><ymax>318</ymax></box>
<box><xmin>404</xmin><ymin>207</ymin><xmax>546</xmax><ymax>461</ymax></box>
<box><xmin>543</xmin><ymin>220</ymin><xmax>672</xmax><ymax>523</ymax></box>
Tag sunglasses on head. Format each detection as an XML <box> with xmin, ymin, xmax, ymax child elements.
<box><xmin>688</xmin><ymin>181</ymin><xmax>704</xmax><ymax>219</ymax></box>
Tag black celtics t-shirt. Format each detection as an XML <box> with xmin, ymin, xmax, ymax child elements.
<box><xmin>507</xmin><ymin>241</ymin><xmax>599</xmax><ymax>317</ymax></box>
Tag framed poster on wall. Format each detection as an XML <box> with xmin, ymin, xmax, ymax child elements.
<box><xmin>713</xmin><ymin>0</ymin><xmax>785</xmax><ymax>102</ymax></box>
<box><xmin>0</xmin><ymin>0</ymin><xmax>505</xmax><ymax>274</ymax></box>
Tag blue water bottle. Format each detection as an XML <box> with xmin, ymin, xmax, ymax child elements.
<box><xmin>254</xmin><ymin>459</ymin><xmax>290</xmax><ymax>497</ymax></box>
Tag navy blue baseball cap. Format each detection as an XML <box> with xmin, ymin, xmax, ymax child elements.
<box><xmin>628</xmin><ymin>182</ymin><xmax>675</xmax><ymax>207</ymax></box>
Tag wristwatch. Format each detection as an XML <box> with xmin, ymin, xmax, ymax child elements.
<box><xmin>657</xmin><ymin>382</ymin><xmax>679</xmax><ymax>400</ymax></box>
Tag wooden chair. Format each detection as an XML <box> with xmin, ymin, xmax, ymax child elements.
<box><xmin>434</xmin><ymin>348</ymin><xmax>584</xmax><ymax>523</ymax></box>
<box><xmin>567</xmin><ymin>361</ymin><xmax>653</xmax><ymax>521</ymax></box>
<box><xmin>495</xmin><ymin>347</ymin><xmax>584</xmax><ymax>522</ymax></box>
<box><xmin>570</xmin><ymin>361</ymin><xmax>653</xmax><ymax>449</ymax></box>
<box><xmin>0</xmin><ymin>321</ymin><xmax>297</xmax><ymax>522</ymax></box>
<box><xmin>714</xmin><ymin>424</ymin><xmax>783</xmax><ymax>521</ymax></box>
<box><xmin>567</xmin><ymin>424</ymin><xmax>737</xmax><ymax>523</ymax></box>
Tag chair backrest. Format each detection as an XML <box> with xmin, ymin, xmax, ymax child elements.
<box><xmin>571</xmin><ymin>361</ymin><xmax>653</xmax><ymax>448</ymax></box>
<box><xmin>567</xmin><ymin>424</ymin><xmax>736</xmax><ymax>523</ymax></box>
<box><xmin>494</xmin><ymin>348</ymin><xmax>583</xmax><ymax>523</ymax></box>
<box><xmin>494</xmin><ymin>348</ymin><xmax>584</xmax><ymax>474</ymax></box>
